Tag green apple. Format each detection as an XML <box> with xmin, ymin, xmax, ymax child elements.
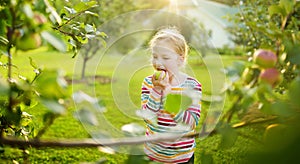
<box><xmin>16</xmin><ymin>33</ymin><xmax>42</xmax><ymax>51</ymax></box>
<box><xmin>154</xmin><ymin>70</ymin><xmax>166</xmax><ymax>80</ymax></box>
<box><xmin>253</xmin><ymin>49</ymin><xmax>277</xmax><ymax>68</ymax></box>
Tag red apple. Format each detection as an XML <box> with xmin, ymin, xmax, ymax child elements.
<box><xmin>33</xmin><ymin>13</ymin><xmax>47</xmax><ymax>25</ymax></box>
<box><xmin>253</xmin><ymin>49</ymin><xmax>277</xmax><ymax>68</ymax></box>
<box><xmin>259</xmin><ymin>68</ymin><xmax>282</xmax><ymax>87</ymax></box>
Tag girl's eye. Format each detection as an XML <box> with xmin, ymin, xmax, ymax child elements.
<box><xmin>163</xmin><ymin>57</ymin><xmax>170</xmax><ymax>60</ymax></box>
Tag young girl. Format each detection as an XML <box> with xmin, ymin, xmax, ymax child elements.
<box><xmin>141</xmin><ymin>27</ymin><xmax>202</xmax><ymax>164</ymax></box>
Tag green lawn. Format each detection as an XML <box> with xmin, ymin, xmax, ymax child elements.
<box><xmin>0</xmin><ymin>48</ymin><xmax>260</xmax><ymax>163</ymax></box>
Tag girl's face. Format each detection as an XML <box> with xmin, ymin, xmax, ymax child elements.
<box><xmin>151</xmin><ymin>39</ymin><xmax>184</xmax><ymax>75</ymax></box>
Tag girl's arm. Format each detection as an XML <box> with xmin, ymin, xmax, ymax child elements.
<box><xmin>141</xmin><ymin>76</ymin><xmax>164</xmax><ymax>112</ymax></box>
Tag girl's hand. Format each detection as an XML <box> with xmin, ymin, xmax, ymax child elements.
<box><xmin>152</xmin><ymin>71</ymin><xmax>170</xmax><ymax>93</ymax></box>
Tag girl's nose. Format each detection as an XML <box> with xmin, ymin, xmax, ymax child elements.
<box><xmin>153</xmin><ymin>58</ymin><xmax>160</xmax><ymax>65</ymax></box>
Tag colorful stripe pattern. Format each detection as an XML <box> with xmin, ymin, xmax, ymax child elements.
<box><xmin>141</xmin><ymin>75</ymin><xmax>202</xmax><ymax>163</ymax></box>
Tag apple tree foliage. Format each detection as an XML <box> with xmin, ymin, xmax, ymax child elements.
<box><xmin>214</xmin><ymin>0</ymin><xmax>300</xmax><ymax>162</ymax></box>
<box><xmin>0</xmin><ymin>0</ymin><xmax>107</xmax><ymax>155</ymax></box>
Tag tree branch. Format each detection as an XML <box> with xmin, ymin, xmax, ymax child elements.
<box><xmin>0</xmin><ymin>133</ymin><xmax>201</xmax><ymax>148</ymax></box>
<box><xmin>0</xmin><ymin>116</ymin><xmax>277</xmax><ymax>148</ymax></box>
<box><xmin>34</xmin><ymin>114</ymin><xmax>57</xmax><ymax>139</ymax></box>
<box><xmin>56</xmin><ymin>7</ymin><xmax>96</xmax><ymax>29</ymax></box>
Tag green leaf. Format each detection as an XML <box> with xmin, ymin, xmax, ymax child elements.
<box><xmin>46</xmin><ymin>1</ymin><xmax>62</xmax><ymax>25</ymax></box>
<box><xmin>224</xmin><ymin>61</ymin><xmax>246</xmax><ymax>78</ymax></box>
<box><xmin>286</xmin><ymin>43</ymin><xmax>300</xmax><ymax>65</ymax></box>
<box><xmin>43</xmin><ymin>112</ymin><xmax>55</xmax><ymax>124</ymax></box>
<box><xmin>164</xmin><ymin>94</ymin><xmax>192</xmax><ymax>114</ymax></box>
<box><xmin>260</xmin><ymin>102</ymin><xmax>272</xmax><ymax>114</ymax></box>
<box><xmin>64</xmin><ymin>6</ymin><xmax>76</xmax><ymax>14</ymax></box>
<box><xmin>0</xmin><ymin>36</ymin><xmax>8</xmax><ymax>46</ymax></box>
<box><xmin>280</xmin><ymin>0</ymin><xmax>295</xmax><ymax>14</ymax></box>
<box><xmin>29</xmin><ymin>57</ymin><xmax>37</xmax><ymax>69</ymax></box>
<box><xmin>23</xmin><ymin>3</ymin><xmax>33</xmax><ymax>18</ymax></box>
<box><xmin>20</xmin><ymin>112</ymin><xmax>33</xmax><ymax>127</ymax></box>
<box><xmin>20</xmin><ymin>97</ymin><xmax>38</xmax><ymax>110</ymax></box>
<box><xmin>74</xmin><ymin>1</ymin><xmax>98</xmax><ymax>12</ymax></box>
<box><xmin>72</xmin><ymin>91</ymin><xmax>106</xmax><ymax>113</ymax></box>
<box><xmin>96</xmin><ymin>31</ymin><xmax>107</xmax><ymax>38</ymax></box>
<box><xmin>0</xmin><ymin>145</ymin><xmax>4</xmax><ymax>153</ymax></box>
<box><xmin>296</xmin><ymin>1</ymin><xmax>300</xmax><ymax>8</ymax></box>
<box><xmin>99</xmin><ymin>38</ymin><xmax>107</xmax><ymax>48</ymax></box>
<box><xmin>39</xmin><ymin>98</ymin><xmax>66</xmax><ymax>114</ymax></box>
<box><xmin>121</xmin><ymin>123</ymin><xmax>145</xmax><ymax>136</ymax></box>
<box><xmin>263</xmin><ymin>124</ymin><xmax>296</xmax><ymax>151</ymax></box>
<box><xmin>74</xmin><ymin>108</ymin><xmax>98</xmax><ymax>126</ymax></box>
<box><xmin>289</xmin><ymin>78</ymin><xmax>300</xmax><ymax>107</ymax></box>
<box><xmin>241</xmin><ymin>95</ymin><xmax>255</xmax><ymax>111</ymax></box>
<box><xmin>41</xmin><ymin>31</ymin><xmax>67</xmax><ymax>52</ymax></box>
<box><xmin>85</xmin><ymin>24</ymin><xmax>95</xmax><ymax>33</ymax></box>
<box><xmin>84</xmin><ymin>11</ymin><xmax>98</xmax><ymax>17</ymax></box>
<box><xmin>217</xmin><ymin>122</ymin><xmax>238</xmax><ymax>149</ymax></box>
<box><xmin>86</xmin><ymin>34</ymin><xmax>95</xmax><ymax>39</ymax></box>
<box><xmin>271</xmin><ymin>101</ymin><xmax>295</xmax><ymax>117</ymax></box>
<box><xmin>268</xmin><ymin>5</ymin><xmax>285</xmax><ymax>17</ymax></box>
<box><xmin>35</xmin><ymin>70</ymin><xmax>69</xmax><ymax>99</ymax></box>
<box><xmin>0</xmin><ymin>78</ymin><xmax>9</xmax><ymax>96</ymax></box>
<box><xmin>257</xmin><ymin>84</ymin><xmax>273</xmax><ymax>103</ymax></box>
<box><xmin>4</xmin><ymin>106</ymin><xmax>22</xmax><ymax>126</ymax></box>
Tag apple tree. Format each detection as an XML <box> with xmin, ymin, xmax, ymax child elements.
<box><xmin>212</xmin><ymin>0</ymin><xmax>300</xmax><ymax>162</ymax></box>
<box><xmin>77</xmin><ymin>0</ymin><xmax>143</xmax><ymax>79</ymax></box>
<box><xmin>0</xmin><ymin>0</ymin><xmax>107</xmax><ymax>158</ymax></box>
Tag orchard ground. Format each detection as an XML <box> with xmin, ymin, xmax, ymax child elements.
<box><xmin>0</xmin><ymin>48</ymin><xmax>264</xmax><ymax>163</ymax></box>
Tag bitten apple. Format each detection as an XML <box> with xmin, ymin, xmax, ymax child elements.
<box><xmin>259</xmin><ymin>68</ymin><xmax>282</xmax><ymax>87</ymax></box>
<box><xmin>154</xmin><ymin>70</ymin><xmax>166</xmax><ymax>80</ymax></box>
<box><xmin>253</xmin><ymin>49</ymin><xmax>277</xmax><ymax>68</ymax></box>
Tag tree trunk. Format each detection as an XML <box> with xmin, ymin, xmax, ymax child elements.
<box><xmin>81</xmin><ymin>56</ymin><xmax>88</xmax><ymax>80</ymax></box>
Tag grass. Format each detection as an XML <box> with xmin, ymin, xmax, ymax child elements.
<box><xmin>0</xmin><ymin>47</ymin><xmax>259</xmax><ymax>163</ymax></box>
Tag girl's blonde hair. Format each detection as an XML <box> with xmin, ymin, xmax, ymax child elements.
<box><xmin>149</xmin><ymin>27</ymin><xmax>189</xmax><ymax>61</ymax></box>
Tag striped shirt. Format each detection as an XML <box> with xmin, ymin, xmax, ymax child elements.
<box><xmin>141</xmin><ymin>75</ymin><xmax>202</xmax><ymax>163</ymax></box>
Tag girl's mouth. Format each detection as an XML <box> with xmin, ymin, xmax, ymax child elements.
<box><xmin>156</xmin><ymin>68</ymin><xmax>166</xmax><ymax>72</ymax></box>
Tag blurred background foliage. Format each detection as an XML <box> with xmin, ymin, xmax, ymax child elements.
<box><xmin>0</xmin><ymin>0</ymin><xmax>300</xmax><ymax>163</ymax></box>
